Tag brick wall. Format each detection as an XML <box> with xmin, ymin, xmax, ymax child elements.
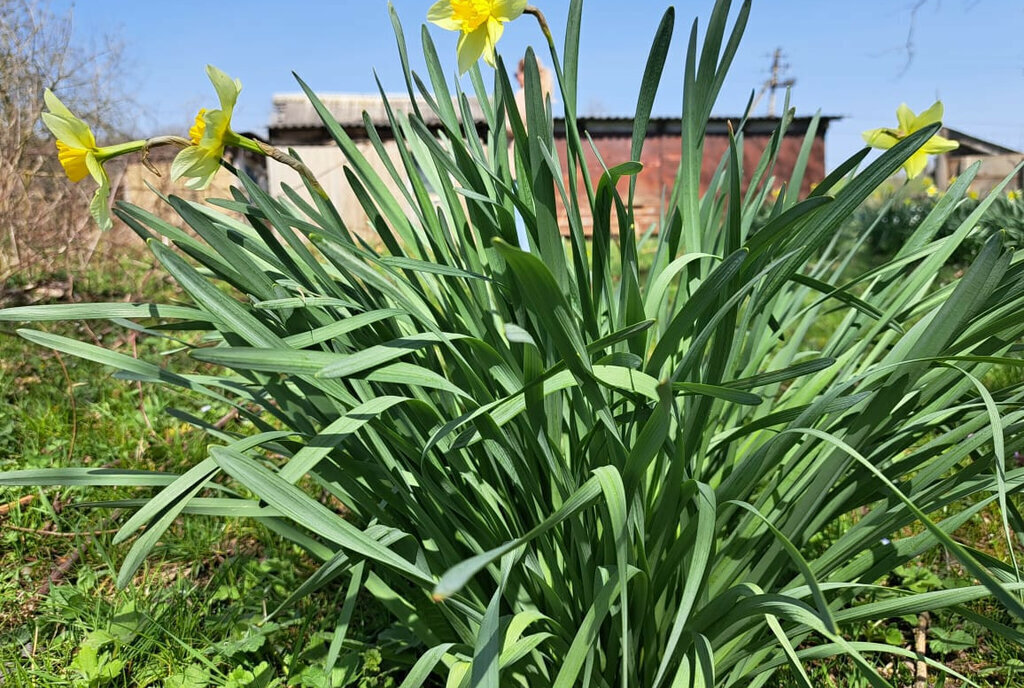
<box><xmin>552</xmin><ymin>127</ymin><xmax>827</xmax><ymax>236</ymax></box>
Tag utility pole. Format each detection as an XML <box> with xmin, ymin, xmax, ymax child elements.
<box><xmin>750</xmin><ymin>48</ymin><xmax>796</xmax><ymax>117</ymax></box>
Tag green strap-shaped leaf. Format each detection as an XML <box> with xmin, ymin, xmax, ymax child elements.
<box><xmin>492</xmin><ymin>239</ymin><xmax>591</xmax><ymax>380</ymax></box>
<box><xmin>397</xmin><ymin>644</ymin><xmax>457</xmax><ymax>688</ymax></box>
<box><xmin>317</xmin><ymin>333</ymin><xmax>467</xmax><ymax>378</ymax></box>
<box><xmin>653</xmin><ymin>482</ymin><xmax>717</xmax><ymax>688</ymax></box>
<box><xmin>552</xmin><ymin>566</ymin><xmax>640</xmax><ymax>688</ymax></box>
<box><xmin>725</xmin><ymin>358</ymin><xmax>835</xmax><ymax>390</ymax></box>
<box><xmin>788</xmin><ymin>273</ymin><xmax>902</xmax><ymax>333</ymax></box>
<box><xmin>764</xmin><ymin>614</ymin><xmax>814</xmax><ymax>688</ymax></box>
<box><xmin>113</xmin><ymin>431</ymin><xmax>294</xmax><ymax>545</ymax></box>
<box><xmin>115</xmin><ymin>473</ymin><xmax>210</xmax><ymax>588</ymax></box>
<box><xmin>149</xmin><ymin>241</ymin><xmax>284</xmax><ymax>349</ymax></box>
<box><xmin>271</xmin><ymin>525</ymin><xmax>405</xmax><ymax>618</ymax></box>
<box><xmin>75</xmin><ymin>498</ymin><xmax>272</xmax><ymax>518</ymax></box>
<box><xmin>113</xmin><ymin>458</ymin><xmax>218</xmax><ymax>545</ymax></box>
<box><xmin>727</xmin><ymin>500</ymin><xmax>836</xmax><ymax>633</ymax></box>
<box><xmin>279</xmin><ymin>396</ymin><xmax>410</xmax><ymax>482</ymax></box>
<box><xmin>432</xmin><ymin>469</ymin><xmax>610</xmax><ymax>600</ymax></box>
<box><xmin>366</xmin><ymin>362</ymin><xmax>472</xmax><ymax>399</ymax></box>
<box><xmin>17</xmin><ymin>329</ymin><xmax>230</xmax><ymax>404</ymax></box>
<box><xmin>212</xmin><ymin>447</ymin><xmax>431</xmax><ymax>585</ymax></box>
<box><xmin>282</xmin><ymin>309</ymin><xmax>406</xmax><ymax>349</ymax></box>
<box><xmin>325</xmin><ymin>562</ymin><xmax>366</xmax><ymax>678</ymax></box>
<box><xmin>0</xmin><ymin>303</ymin><xmax>214</xmax><ymax>323</ymax></box>
<box><xmin>470</xmin><ymin>555</ymin><xmax>513</xmax><ymax>688</ymax></box>
<box><xmin>786</xmin><ymin>427</ymin><xmax>1024</xmax><ymax>620</ymax></box>
<box><xmin>0</xmin><ymin>468</ymin><xmax>179</xmax><ymax>487</ymax></box>
<box><xmin>672</xmin><ymin>382</ymin><xmax>762</xmax><ymax>405</ymax></box>
<box><xmin>594</xmin><ymin>467</ymin><xmax>631</xmax><ymax>683</ymax></box>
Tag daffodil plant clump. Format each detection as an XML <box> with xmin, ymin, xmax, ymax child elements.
<box><xmin>5</xmin><ymin>1</ymin><xmax>1024</xmax><ymax>686</ymax></box>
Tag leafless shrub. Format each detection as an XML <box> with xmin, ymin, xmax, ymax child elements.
<box><xmin>0</xmin><ymin>0</ymin><xmax>138</xmax><ymax>284</ymax></box>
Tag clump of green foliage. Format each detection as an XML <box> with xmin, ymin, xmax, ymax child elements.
<box><xmin>862</xmin><ymin>183</ymin><xmax>1024</xmax><ymax>262</ymax></box>
<box><xmin>3</xmin><ymin>1</ymin><xmax>1024</xmax><ymax>686</ymax></box>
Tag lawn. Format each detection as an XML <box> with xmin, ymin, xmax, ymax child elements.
<box><xmin>0</xmin><ymin>258</ymin><xmax>396</xmax><ymax>687</ymax></box>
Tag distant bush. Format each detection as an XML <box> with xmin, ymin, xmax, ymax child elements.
<box><xmin>861</xmin><ymin>184</ymin><xmax>1024</xmax><ymax>262</ymax></box>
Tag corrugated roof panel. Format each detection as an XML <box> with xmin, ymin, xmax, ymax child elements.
<box><xmin>270</xmin><ymin>93</ymin><xmax>487</xmax><ymax>129</ymax></box>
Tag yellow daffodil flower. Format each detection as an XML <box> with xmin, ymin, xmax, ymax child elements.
<box><xmin>41</xmin><ymin>89</ymin><xmax>115</xmax><ymax>230</ymax></box>
<box><xmin>925</xmin><ymin>183</ymin><xmax>939</xmax><ymax>198</ymax></box>
<box><xmin>1007</xmin><ymin>189</ymin><xmax>1022</xmax><ymax>202</ymax></box>
<box><xmin>862</xmin><ymin>102</ymin><xmax>958</xmax><ymax>179</ymax></box>
<box><xmin>428</xmin><ymin>0</ymin><xmax>526</xmax><ymax>74</ymax></box>
<box><xmin>171</xmin><ymin>65</ymin><xmax>242</xmax><ymax>190</ymax></box>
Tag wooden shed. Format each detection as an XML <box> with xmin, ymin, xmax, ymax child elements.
<box><xmin>934</xmin><ymin>127</ymin><xmax>1024</xmax><ymax>194</ymax></box>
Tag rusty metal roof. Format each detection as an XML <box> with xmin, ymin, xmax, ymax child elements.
<box><xmin>269</xmin><ymin>92</ymin><xmax>839</xmax><ymax>140</ymax></box>
<box><xmin>270</xmin><ymin>93</ymin><xmax>487</xmax><ymax>130</ymax></box>
<box><xmin>941</xmin><ymin>127</ymin><xmax>1022</xmax><ymax>156</ymax></box>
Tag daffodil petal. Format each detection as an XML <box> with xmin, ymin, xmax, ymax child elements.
<box><xmin>41</xmin><ymin>112</ymin><xmax>96</xmax><ymax>151</ymax></box>
<box><xmin>456</xmin><ymin>23</ymin><xmax>489</xmax><ymax>74</ymax></box>
<box><xmin>42</xmin><ymin>90</ymin><xmax>97</xmax><ymax>149</ymax></box>
<box><xmin>903</xmin><ymin>150</ymin><xmax>929</xmax><ymax>179</ymax></box>
<box><xmin>189</xmin><ymin>165</ymin><xmax>220</xmax><ymax>190</ymax></box>
<box><xmin>171</xmin><ymin>145</ymin><xmax>219</xmax><ymax>185</ymax></box>
<box><xmin>922</xmin><ymin>134</ymin><xmax>959</xmax><ymax>155</ymax></box>
<box><xmin>89</xmin><ymin>184</ymin><xmax>112</xmax><ymax>231</ymax></box>
<box><xmin>199</xmin><ymin>111</ymin><xmax>232</xmax><ymax>150</ymax></box>
<box><xmin>84</xmin><ymin>154</ymin><xmax>112</xmax><ymax>231</ymax></box>
<box><xmin>482</xmin><ymin>17</ymin><xmax>505</xmax><ymax>66</ymax></box>
<box><xmin>862</xmin><ymin>127</ymin><xmax>899</xmax><ymax>150</ymax></box>
<box><xmin>206</xmin><ymin>65</ymin><xmax>241</xmax><ymax>115</ymax></box>
<box><xmin>912</xmin><ymin>101</ymin><xmax>943</xmax><ymax>130</ymax></box>
<box><xmin>896</xmin><ymin>104</ymin><xmax>915</xmax><ymax>134</ymax></box>
<box><xmin>493</xmin><ymin>0</ymin><xmax>527</xmax><ymax>21</ymax></box>
<box><xmin>84</xmin><ymin>151</ymin><xmax>105</xmax><ymax>186</ymax></box>
<box><xmin>43</xmin><ymin>89</ymin><xmax>77</xmax><ymax>121</ymax></box>
<box><xmin>427</xmin><ymin>0</ymin><xmax>461</xmax><ymax>30</ymax></box>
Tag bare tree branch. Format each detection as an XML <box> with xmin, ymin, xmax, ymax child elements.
<box><xmin>897</xmin><ymin>0</ymin><xmax>933</xmax><ymax>76</ymax></box>
<box><xmin>0</xmin><ymin>0</ymin><xmax>138</xmax><ymax>282</ymax></box>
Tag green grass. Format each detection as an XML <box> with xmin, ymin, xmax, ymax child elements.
<box><xmin>0</xmin><ymin>261</ymin><xmax>397</xmax><ymax>687</ymax></box>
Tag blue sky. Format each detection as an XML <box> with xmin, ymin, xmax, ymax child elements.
<box><xmin>56</xmin><ymin>1</ymin><xmax>1024</xmax><ymax>170</ymax></box>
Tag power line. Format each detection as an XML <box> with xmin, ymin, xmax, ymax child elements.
<box><xmin>750</xmin><ymin>48</ymin><xmax>796</xmax><ymax>117</ymax></box>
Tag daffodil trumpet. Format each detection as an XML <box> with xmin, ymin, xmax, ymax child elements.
<box><xmin>428</xmin><ymin>0</ymin><xmax>530</xmax><ymax>74</ymax></box>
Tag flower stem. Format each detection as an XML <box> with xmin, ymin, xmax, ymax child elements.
<box><xmin>524</xmin><ymin>6</ymin><xmax>555</xmax><ymax>54</ymax></box>
<box><xmin>523</xmin><ymin>5</ymin><xmax>568</xmax><ymax>113</ymax></box>
<box><xmin>139</xmin><ymin>136</ymin><xmax>192</xmax><ymax>175</ymax></box>
<box><xmin>99</xmin><ymin>136</ymin><xmax>190</xmax><ymax>165</ymax></box>
<box><xmin>99</xmin><ymin>132</ymin><xmax>327</xmax><ymax>201</ymax></box>
<box><xmin>95</xmin><ymin>136</ymin><xmax>191</xmax><ymax>175</ymax></box>
<box><xmin>97</xmin><ymin>139</ymin><xmax>149</xmax><ymax>160</ymax></box>
<box><xmin>235</xmin><ymin>135</ymin><xmax>328</xmax><ymax>200</ymax></box>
